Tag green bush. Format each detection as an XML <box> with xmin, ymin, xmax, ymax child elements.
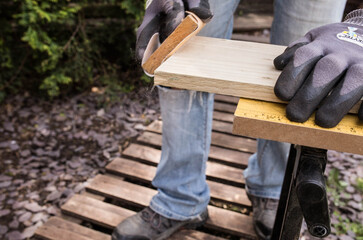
<box><xmin>0</xmin><ymin>0</ymin><xmax>145</xmax><ymax>102</ymax></box>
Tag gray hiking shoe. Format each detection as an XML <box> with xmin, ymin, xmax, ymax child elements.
<box><xmin>111</xmin><ymin>207</ymin><xmax>209</xmax><ymax>240</ymax></box>
<box><xmin>248</xmin><ymin>194</ymin><xmax>279</xmax><ymax>240</ymax></box>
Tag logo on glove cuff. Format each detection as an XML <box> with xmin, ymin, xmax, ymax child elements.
<box><xmin>337</xmin><ymin>27</ymin><xmax>363</xmax><ymax>47</ymax></box>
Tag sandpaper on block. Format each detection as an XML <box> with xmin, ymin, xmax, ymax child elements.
<box><xmin>142</xmin><ymin>13</ymin><xmax>205</xmax><ymax>76</ymax></box>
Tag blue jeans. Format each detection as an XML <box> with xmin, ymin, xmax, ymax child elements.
<box><xmin>244</xmin><ymin>0</ymin><xmax>347</xmax><ymax>199</ymax></box>
<box><xmin>150</xmin><ymin>0</ymin><xmax>347</xmax><ymax>220</ymax></box>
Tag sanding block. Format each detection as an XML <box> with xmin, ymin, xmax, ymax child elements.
<box><xmin>142</xmin><ymin>12</ymin><xmax>206</xmax><ymax>77</ymax></box>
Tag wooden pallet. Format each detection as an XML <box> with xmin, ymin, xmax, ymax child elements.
<box><xmin>35</xmin><ymin>95</ymin><xmax>258</xmax><ymax>240</ymax></box>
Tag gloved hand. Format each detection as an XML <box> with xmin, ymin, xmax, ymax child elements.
<box><xmin>136</xmin><ymin>0</ymin><xmax>212</xmax><ymax>63</ymax></box>
<box><xmin>274</xmin><ymin>9</ymin><xmax>363</xmax><ymax>128</ymax></box>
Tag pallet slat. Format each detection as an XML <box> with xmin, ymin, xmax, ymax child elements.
<box><xmin>61</xmin><ymin>195</ymin><xmax>134</xmax><ymax>229</ymax></box>
<box><xmin>35</xmin><ymin>217</ymin><xmax>110</xmax><ymax>240</ymax></box>
<box><xmin>105</xmin><ymin>158</ymin><xmax>248</xmax><ymax>203</ymax></box>
<box><xmin>214</xmin><ymin>102</ymin><xmax>237</xmax><ymax>114</ymax></box>
<box><xmin>141</xmin><ymin>127</ymin><xmax>256</xmax><ymax>153</ymax></box>
<box><xmin>106</xmin><ymin>157</ymin><xmax>245</xmax><ymax>186</ymax></box>
<box><xmin>35</xmin><ymin>225</ymin><xmax>93</xmax><ymax>240</ymax></box>
<box><xmin>213</xmin><ymin>111</ymin><xmax>234</xmax><ymax>123</ymax></box>
<box><xmin>123</xmin><ymin>143</ymin><xmax>249</xmax><ymax>171</ymax></box>
<box><xmin>61</xmin><ymin>193</ymin><xmax>256</xmax><ymax>239</ymax></box>
<box><xmin>84</xmin><ymin>177</ymin><xmax>256</xmax><ymax>239</ymax></box>
<box><xmin>215</xmin><ymin>94</ymin><xmax>240</xmax><ymax>104</ymax></box>
<box><xmin>147</xmin><ymin>118</ymin><xmax>237</xmax><ymax>136</ymax></box>
<box><xmin>122</xmin><ymin>144</ymin><xmax>251</xmax><ymax>168</ymax></box>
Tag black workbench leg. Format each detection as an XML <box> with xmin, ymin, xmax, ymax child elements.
<box><xmin>271</xmin><ymin>145</ymin><xmax>304</xmax><ymax>240</ymax></box>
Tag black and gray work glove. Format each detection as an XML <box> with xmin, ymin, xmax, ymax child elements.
<box><xmin>136</xmin><ymin>0</ymin><xmax>212</xmax><ymax>62</ymax></box>
<box><xmin>274</xmin><ymin>9</ymin><xmax>363</xmax><ymax>128</ymax></box>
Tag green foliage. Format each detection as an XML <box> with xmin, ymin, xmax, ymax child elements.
<box><xmin>327</xmin><ymin>168</ymin><xmax>363</xmax><ymax>238</ymax></box>
<box><xmin>357</xmin><ymin>177</ymin><xmax>363</xmax><ymax>193</ymax></box>
<box><xmin>0</xmin><ymin>0</ymin><xmax>145</xmax><ymax>101</ymax></box>
<box><xmin>333</xmin><ymin>210</ymin><xmax>363</xmax><ymax>238</ymax></box>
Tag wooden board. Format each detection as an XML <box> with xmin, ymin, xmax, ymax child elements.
<box><xmin>233</xmin><ymin>98</ymin><xmax>363</xmax><ymax>154</ymax></box>
<box><xmin>123</xmin><ymin>143</ymin><xmax>250</xmax><ymax>168</ymax></box>
<box><xmin>214</xmin><ymin>94</ymin><xmax>240</xmax><ymax>104</ymax></box>
<box><xmin>142</xmin><ymin>14</ymin><xmax>205</xmax><ymax>75</ymax></box>
<box><xmin>87</xmin><ymin>174</ymin><xmax>251</xmax><ymax>210</ymax></box>
<box><xmin>62</xmin><ymin>193</ymin><xmax>256</xmax><ymax>238</ymax></box>
<box><xmin>154</xmin><ymin>36</ymin><xmax>360</xmax><ymax>114</ymax></box>
<box><xmin>35</xmin><ymin>217</ymin><xmax>110</xmax><ymax>240</ymax></box>
<box><xmin>213</xmin><ymin>111</ymin><xmax>234</xmax><ymax>123</ymax></box>
<box><xmin>143</xmin><ymin>121</ymin><xmax>257</xmax><ymax>153</ymax></box>
<box><xmin>154</xmin><ymin>36</ymin><xmax>285</xmax><ymax>103</ymax></box>
<box><xmin>106</xmin><ymin>157</ymin><xmax>245</xmax><ymax>187</ymax></box>
<box><xmin>214</xmin><ymin>102</ymin><xmax>237</xmax><ymax>114</ymax></box>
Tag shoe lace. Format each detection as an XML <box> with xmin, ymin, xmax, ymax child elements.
<box><xmin>141</xmin><ymin>207</ymin><xmax>175</xmax><ymax>233</ymax></box>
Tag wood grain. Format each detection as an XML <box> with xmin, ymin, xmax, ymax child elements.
<box><xmin>61</xmin><ymin>192</ymin><xmax>256</xmax><ymax>238</ymax></box>
<box><xmin>154</xmin><ymin>37</ymin><xmax>285</xmax><ymax>103</ymax></box>
<box><xmin>61</xmin><ymin>195</ymin><xmax>134</xmax><ymax>229</ymax></box>
<box><xmin>154</xmin><ymin>36</ymin><xmax>360</xmax><ymax>114</ymax></box>
<box><xmin>213</xmin><ymin>111</ymin><xmax>234</xmax><ymax>123</ymax></box>
<box><xmin>106</xmin><ymin>157</ymin><xmax>245</xmax><ymax>187</ymax></box>
<box><xmin>35</xmin><ymin>217</ymin><xmax>110</xmax><ymax>240</ymax></box>
<box><xmin>142</xmin><ymin>122</ymin><xmax>257</xmax><ymax>153</ymax></box>
<box><xmin>233</xmin><ymin>98</ymin><xmax>363</xmax><ymax>154</ymax></box>
<box><xmin>87</xmin><ymin>174</ymin><xmax>250</xmax><ymax>209</ymax></box>
<box><xmin>142</xmin><ymin>15</ymin><xmax>201</xmax><ymax>75</ymax></box>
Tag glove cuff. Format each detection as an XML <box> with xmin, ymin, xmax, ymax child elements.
<box><xmin>344</xmin><ymin>9</ymin><xmax>363</xmax><ymax>26</ymax></box>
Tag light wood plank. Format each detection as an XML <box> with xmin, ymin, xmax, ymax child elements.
<box><xmin>233</xmin><ymin>98</ymin><xmax>363</xmax><ymax>155</ymax></box>
<box><xmin>35</xmin><ymin>225</ymin><xmax>93</xmax><ymax>240</ymax></box>
<box><xmin>106</xmin><ymin>157</ymin><xmax>245</xmax><ymax>189</ymax></box>
<box><xmin>154</xmin><ymin>36</ymin><xmax>360</xmax><ymax>114</ymax></box>
<box><xmin>207</xmin><ymin>206</ymin><xmax>256</xmax><ymax>239</ymax></box>
<box><xmin>106</xmin><ymin>157</ymin><xmax>156</xmax><ymax>182</ymax></box>
<box><xmin>35</xmin><ymin>217</ymin><xmax>110</xmax><ymax>240</ymax></box>
<box><xmin>213</xmin><ymin>111</ymin><xmax>234</xmax><ymax>123</ymax></box>
<box><xmin>87</xmin><ymin>175</ymin><xmax>250</xmax><ymax>209</ymax></box>
<box><xmin>214</xmin><ymin>94</ymin><xmax>240</xmax><ymax>104</ymax></box>
<box><xmin>81</xmin><ymin>191</ymin><xmax>106</xmax><ymax>201</ymax></box>
<box><xmin>61</xmin><ymin>195</ymin><xmax>241</xmax><ymax>239</ymax></box>
<box><xmin>146</xmin><ymin>120</ymin><xmax>163</xmax><ymax>133</ymax></box>
<box><xmin>155</xmin><ymin>37</ymin><xmax>285</xmax><ymax>103</ymax></box>
<box><xmin>140</xmin><ymin>127</ymin><xmax>257</xmax><ymax>153</ymax></box>
<box><xmin>123</xmin><ymin>144</ymin><xmax>160</xmax><ymax>165</ymax></box>
<box><xmin>61</xmin><ymin>195</ymin><xmax>134</xmax><ymax>229</ymax></box>
<box><xmin>212</xmin><ymin>132</ymin><xmax>256</xmax><ymax>153</ymax></box>
<box><xmin>124</xmin><ymin>142</ymin><xmax>249</xmax><ymax>168</ymax></box>
<box><xmin>85</xmin><ymin>177</ymin><xmax>255</xmax><ymax>238</ymax></box>
<box><xmin>209</xmin><ymin>146</ymin><xmax>250</xmax><ymax>167</ymax></box>
<box><xmin>87</xmin><ymin>175</ymin><xmax>154</xmax><ymax>207</ymax></box>
<box><xmin>213</xmin><ymin>120</ymin><xmax>233</xmax><ymax>134</ymax></box>
<box><xmin>147</xmin><ymin>119</ymin><xmax>237</xmax><ymax>135</ymax></box>
<box><xmin>208</xmin><ymin>161</ymin><xmax>245</xmax><ymax>185</ymax></box>
<box><xmin>214</xmin><ymin>102</ymin><xmax>236</xmax><ymax>114</ymax></box>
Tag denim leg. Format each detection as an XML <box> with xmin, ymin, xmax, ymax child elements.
<box><xmin>150</xmin><ymin>0</ymin><xmax>240</xmax><ymax>221</ymax></box>
<box><xmin>244</xmin><ymin>0</ymin><xmax>346</xmax><ymax>199</ymax></box>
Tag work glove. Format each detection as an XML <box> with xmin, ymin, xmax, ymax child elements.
<box><xmin>135</xmin><ymin>0</ymin><xmax>212</xmax><ymax>63</ymax></box>
<box><xmin>274</xmin><ymin>9</ymin><xmax>363</xmax><ymax>128</ymax></box>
